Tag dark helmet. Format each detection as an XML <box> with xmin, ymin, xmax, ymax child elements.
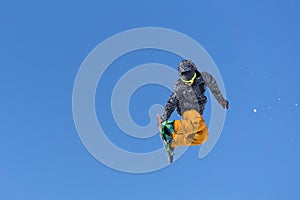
<box><xmin>177</xmin><ymin>60</ymin><xmax>197</xmax><ymax>79</ymax></box>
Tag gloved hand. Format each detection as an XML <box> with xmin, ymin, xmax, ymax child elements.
<box><xmin>220</xmin><ymin>99</ymin><xmax>229</xmax><ymax>109</ymax></box>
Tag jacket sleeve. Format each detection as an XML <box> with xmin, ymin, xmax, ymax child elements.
<box><xmin>161</xmin><ymin>92</ymin><xmax>179</xmax><ymax>122</ymax></box>
<box><xmin>201</xmin><ymin>72</ymin><xmax>227</xmax><ymax>106</ymax></box>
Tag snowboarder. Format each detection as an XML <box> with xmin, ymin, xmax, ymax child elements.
<box><xmin>160</xmin><ymin>59</ymin><xmax>229</xmax><ymax>161</ymax></box>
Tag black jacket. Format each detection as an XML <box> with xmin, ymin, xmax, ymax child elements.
<box><xmin>161</xmin><ymin>71</ymin><xmax>226</xmax><ymax>121</ymax></box>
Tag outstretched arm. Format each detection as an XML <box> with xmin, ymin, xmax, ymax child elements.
<box><xmin>161</xmin><ymin>92</ymin><xmax>179</xmax><ymax>121</ymax></box>
<box><xmin>201</xmin><ymin>72</ymin><xmax>229</xmax><ymax>109</ymax></box>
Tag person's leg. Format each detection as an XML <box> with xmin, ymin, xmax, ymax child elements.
<box><xmin>171</xmin><ymin>110</ymin><xmax>208</xmax><ymax>148</ymax></box>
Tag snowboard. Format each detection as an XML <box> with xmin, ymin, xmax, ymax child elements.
<box><xmin>157</xmin><ymin>114</ymin><xmax>174</xmax><ymax>163</ymax></box>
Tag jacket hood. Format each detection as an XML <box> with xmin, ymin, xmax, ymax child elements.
<box><xmin>177</xmin><ymin>60</ymin><xmax>198</xmax><ymax>75</ymax></box>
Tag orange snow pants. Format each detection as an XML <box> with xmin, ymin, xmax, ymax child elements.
<box><xmin>171</xmin><ymin>110</ymin><xmax>209</xmax><ymax>148</ymax></box>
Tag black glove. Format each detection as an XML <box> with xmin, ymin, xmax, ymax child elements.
<box><xmin>221</xmin><ymin>99</ymin><xmax>229</xmax><ymax>109</ymax></box>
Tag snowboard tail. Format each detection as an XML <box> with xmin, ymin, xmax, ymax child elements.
<box><xmin>157</xmin><ymin>114</ymin><xmax>174</xmax><ymax>163</ymax></box>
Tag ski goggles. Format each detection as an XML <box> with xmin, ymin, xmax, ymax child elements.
<box><xmin>181</xmin><ymin>72</ymin><xmax>197</xmax><ymax>84</ymax></box>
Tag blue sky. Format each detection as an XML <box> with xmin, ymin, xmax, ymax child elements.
<box><xmin>1</xmin><ymin>0</ymin><xmax>300</xmax><ymax>199</ymax></box>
